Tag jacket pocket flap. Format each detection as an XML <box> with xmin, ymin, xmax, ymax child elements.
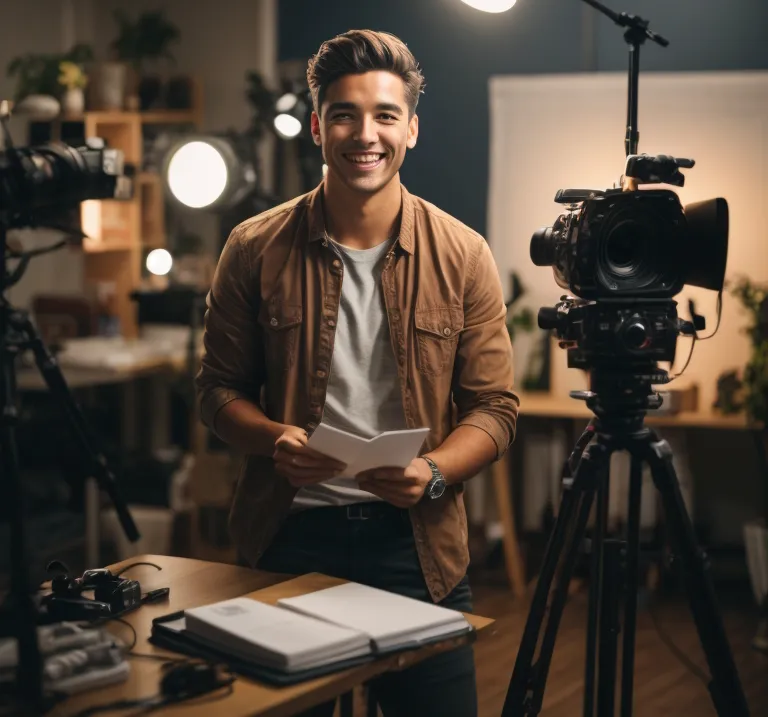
<box><xmin>259</xmin><ymin>302</ymin><xmax>302</xmax><ymax>330</ymax></box>
<box><xmin>414</xmin><ymin>306</ymin><xmax>463</xmax><ymax>339</ymax></box>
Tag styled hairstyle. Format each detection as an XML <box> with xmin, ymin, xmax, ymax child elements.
<box><xmin>306</xmin><ymin>29</ymin><xmax>425</xmax><ymax>117</ymax></box>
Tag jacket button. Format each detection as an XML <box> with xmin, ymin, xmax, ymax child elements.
<box><xmin>270</xmin><ymin>317</ymin><xmax>278</xmax><ymax>327</ymax></box>
<box><xmin>316</xmin><ymin>370</ymin><xmax>327</xmax><ymax>378</ymax></box>
<box><xmin>332</xmin><ymin>259</ymin><xmax>342</xmax><ymax>268</ymax></box>
<box><xmin>327</xmin><ymin>319</ymin><xmax>336</xmax><ymax>327</ymax></box>
<box><xmin>442</xmin><ymin>327</ymin><xmax>452</xmax><ymax>336</ymax></box>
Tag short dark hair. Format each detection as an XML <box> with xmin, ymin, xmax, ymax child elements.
<box><xmin>306</xmin><ymin>29</ymin><xmax>425</xmax><ymax>117</ymax></box>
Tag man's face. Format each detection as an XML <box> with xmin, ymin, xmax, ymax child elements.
<box><xmin>311</xmin><ymin>70</ymin><xmax>418</xmax><ymax>195</ymax></box>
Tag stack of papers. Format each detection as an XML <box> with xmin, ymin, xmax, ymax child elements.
<box><xmin>307</xmin><ymin>423</ymin><xmax>430</xmax><ymax>475</ymax></box>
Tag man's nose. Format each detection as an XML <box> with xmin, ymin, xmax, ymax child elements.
<box><xmin>353</xmin><ymin>116</ymin><xmax>378</xmax><ymax>144</ymax></box>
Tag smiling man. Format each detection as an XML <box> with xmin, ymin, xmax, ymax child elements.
<box><xmin>196</xmin><ymin>29</ymin><xmax>518</xmax><ymax>717</ymax></box>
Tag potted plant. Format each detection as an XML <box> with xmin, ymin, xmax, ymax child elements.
<box><xmin>6</xmin><ymin>43</ymin><xmax>92</xmax><ymax>116</ymax></box>
<box><xmin>505</xmin><ymin>272</ymin><xmax>548</xmax><ymax>391</ymax></box>
<box><xmin>110</xmin><ymin>10</ymin><xmax>181</xmax><ymax>110</ymax></box>
<box><xmin>724</xmin><ymin>275</ymin><xmax>768</xmax><ymax>651</ymax></box>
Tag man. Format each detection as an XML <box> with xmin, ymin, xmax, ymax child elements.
<box><xmin>196</xmin><ymin>29</ymin><xmax>518</xmax><ymax>717</ymax></box>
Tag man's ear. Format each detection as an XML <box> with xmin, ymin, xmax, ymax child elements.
<box><xmin>406</xmin><ymin>113</ymin><xmax>419</xmax><ymax>149</ymax></box>
<box><xmin>310</xmin><ymin>111</ymin><xmax>322</xmax><ymax>146</ymax></box>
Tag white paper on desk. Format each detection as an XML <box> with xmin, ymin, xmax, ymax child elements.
<box><xmin>307</xmin><ymin>423</ymin><xmax>430</xmax><ymax>476</ymax></box>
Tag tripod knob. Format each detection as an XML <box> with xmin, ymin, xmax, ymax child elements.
<box><xmin>622</xmin><ymin>319</ymin><xmax>651</xmax><ymax>350</ymax></box>
<box><xmin>538</xmin><ymin>306</ymin><xmax>560</xmax><ymax>330</ymax></box>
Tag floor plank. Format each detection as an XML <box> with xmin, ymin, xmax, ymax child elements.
<box><xmin>472</xmin><ymin>581</ymin><xmax>768</xmax><ymax>716</ymax></box>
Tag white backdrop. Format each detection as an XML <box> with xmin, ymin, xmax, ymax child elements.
<box><xmin>487</xmin><ymin>71</ymin><xmax>768</xmax><ymax>413</ymax></box>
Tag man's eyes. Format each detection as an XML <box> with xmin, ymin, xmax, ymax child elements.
<box><xmin>330</xmin><ymin>113</ymin><xmax>398</xmax><ymax>122</ymax></box>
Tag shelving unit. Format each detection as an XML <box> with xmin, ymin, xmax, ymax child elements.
<box><xmin>39</xmin><ymin>81</ymin><xmax>205</xmax><ymax>338</ymax></box>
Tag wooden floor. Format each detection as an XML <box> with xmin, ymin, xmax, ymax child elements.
<box><xmin>471</xmin><ymin>578</ymin><xmax>768</xmax><ymax>716</ymax></box>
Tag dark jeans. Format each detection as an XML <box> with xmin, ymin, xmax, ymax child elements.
<box><xmin>254</xmin><ymin>502</ymin><xmax>477</xmax><ymax>717</ymax></box>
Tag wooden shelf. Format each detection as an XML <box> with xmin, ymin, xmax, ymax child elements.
<box><xmin>60</xmin><ymin>109</ymin><xmax>201</xmax><ymax>125</ymax></box>
<box><xmin>75</xmin><ymin>82</ymin><xmax>203</xmax><ymax>338</ymax></box>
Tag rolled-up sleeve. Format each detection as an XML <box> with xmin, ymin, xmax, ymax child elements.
<box><xmin>453</xmin><ymin>237</ymin><xmax>519</xmax><ymax>458</ymax></box>
<box><xmin>196</xmin><ymin>226</ymin><xmax>265</xmax><ymax>435</ymax></box>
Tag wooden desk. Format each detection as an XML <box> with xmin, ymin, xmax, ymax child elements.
<box><xmin>52</xmin><ymin>555</ymin><xmax>492</xmax><ymax>717</ymax></box>
<box><xmin>516</xmin><ymin>390</ymin><xmax>755</xmax><ymax>430</ymax></box>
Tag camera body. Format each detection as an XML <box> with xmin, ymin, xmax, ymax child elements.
<box><xmin>532</xmin><ymin>188</ymin><xmax>691</xmax><ymax>300</ymax></box>
<box><xmin>44</xmin><ymin>567</ymin><xmax>142</xmax><ymax>621</ymax></box>
<box><xmin>0</xmin><ymin>138</ymin><xmax>131</xmax><ymax>227</ymax></box>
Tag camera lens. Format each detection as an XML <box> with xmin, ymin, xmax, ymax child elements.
<box><xmin>597</xmin><ymin>205</ymin><xmax>672</xmax><ymax>292</ymax></box>
<box><xmin>605</xmin><ymin>223</ymin><xmax>641</xmax><ymax>269</ymax></box>
<box><xmin>530</xmin><ymin>226</ymin><xmax>557</xmax><ymax>267</ymax></box>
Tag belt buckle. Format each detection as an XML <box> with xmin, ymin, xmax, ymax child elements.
<box><xmin>346</xmin><ymin>505</ymin><xmax>369</xmax><ymax>521</ymax></box>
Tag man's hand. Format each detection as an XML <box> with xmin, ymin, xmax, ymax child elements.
<box><xmin>273</xmin><ymin>426</ymin><xmax>346</xmax><ymax>488</ymax></box>
<box><xmin>355</xmin><ymin>457</ymin><xmax>432</xmax><ymax>508</ymax></box>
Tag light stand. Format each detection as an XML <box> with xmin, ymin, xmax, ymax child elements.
<box><xmin>0</xmin><ymin>212</ymin><xmax>139</xmax><ymax>713</ymax></box>
<box><xmin>580</xmin><ymin>0</ymin><xmax>669</xmax><ymax>158</ymax></box>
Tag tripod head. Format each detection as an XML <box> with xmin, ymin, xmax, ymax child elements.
<box><xmin>538</xmin><ymin>294</ymin><xmax>703</xmax><ymax>433</ymax></box>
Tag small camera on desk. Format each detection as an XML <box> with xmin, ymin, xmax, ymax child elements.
<box><xmin>42</xmin><ymin>564</ymin><xmax>143</xmax><ymax>621</ymax></box>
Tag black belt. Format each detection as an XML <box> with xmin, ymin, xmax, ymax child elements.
<box><xmin>296</xmin><ymin>501</ymin><xmax>409</xmax><ymax>522</ymax></box>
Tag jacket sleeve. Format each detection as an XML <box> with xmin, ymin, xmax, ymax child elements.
<box><xmin>452</xmin><ymin>236</ymin><xmax>519</xmax><ymax>458</ymax></box>
<box><xmin>195</xmin><ymin>225</ymin><xmax>265</xmax><ymax>436</ymax></box>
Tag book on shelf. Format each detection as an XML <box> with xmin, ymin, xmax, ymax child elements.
<box><xmin>150</xmin><ymin>581</ymin><xmax>473</xmax><ymax>684</ymax></box>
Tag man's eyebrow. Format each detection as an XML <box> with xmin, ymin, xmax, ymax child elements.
<box><xmin>326</xmin><ymin>101</ymin><xmax>404</xmax><ymax>115</ymax></box>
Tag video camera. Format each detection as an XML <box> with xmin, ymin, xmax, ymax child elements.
<box><xmin>530</xmin><ymin>153</ymin><xmax>729</xmax><ymax>370</ymax></box>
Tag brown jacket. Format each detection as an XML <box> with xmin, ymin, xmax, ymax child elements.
<box><xmin>196</xmin><ymin>183</ymin><xmax>519</xmax><ymax>602</ymax></box>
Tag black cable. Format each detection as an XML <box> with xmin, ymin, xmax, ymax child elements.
<box><xmin>115</xmin><ymin>561</ymin><xmax>162</xmax><ymax>577</ymax></box>
<box><xmin>647</xmin><ymin>600</ymin><xmax>711</xmax><ymax>686</ymax></box>
<box><xmin>68</xmin><ymin>674</ymin><xmax>235</xmax><ymax>717</ymax></box>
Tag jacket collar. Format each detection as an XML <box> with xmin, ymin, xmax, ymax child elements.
<box><xmin>305</xmin><ymin>181</ymin><xmax>415</xmax><ymax>255</ymax></box>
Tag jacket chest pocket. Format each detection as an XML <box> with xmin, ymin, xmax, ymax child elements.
<box><xmin>414</xmin><ymin>306</ymin><xmax>463</xmax><ymax>378</ymax></box>
<box><xmin>258</xmin><ymin>301</ymin><xmax>303</xmax><ymax>372</ymax></box>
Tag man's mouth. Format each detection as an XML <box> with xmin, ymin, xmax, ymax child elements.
<box><xmin>343</xmin><ymin>152</ymin><xmax>385</xmax><ymax>169</ymax></box>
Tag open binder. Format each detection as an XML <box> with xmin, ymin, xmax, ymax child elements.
<box><xmin>150</xmin><ymin>581</ymin><xmax>475</xmax><ymax>686</ymax></box>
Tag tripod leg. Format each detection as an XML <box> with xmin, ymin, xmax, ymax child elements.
<box><xmin>0</xmin><ymin>334</ymin><xmax>44</xmax><ymax>706</ymax></box>
<box><xmin>503</xmin><ymin>441</ymin><xmax>607</xmax><ymax>717</ymax></box>
<box><xmin>584</xmin><ymin>458</ymin><xmax>610</xmax><ymax>717</ymax></box>
<box><xmin>619</xmin><ymin>454</ymin><xmax>643</xmax><ymax>717</ymax></box>
<box><xmin>14</xmin><ymin>313</ymin><xmax>139</xmax><ymax>543</ymax></box>
<box><xmin>644</xmin><ymin>434</ymin><xmax>750</xmax><ymax>717</ymax></box>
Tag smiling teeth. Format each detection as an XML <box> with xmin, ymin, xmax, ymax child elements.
<box><xmin>347</xmin><ymin>154</ymin><xmax>381</xmax><ymax>163</ymax></box>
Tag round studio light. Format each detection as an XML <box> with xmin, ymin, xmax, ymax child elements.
<box><xmin>146</xmin><ymin>248</ymin><xmax>173</xmax><ymax>276</ymax></box>
<box><xmin>460</xmin><ymin>0</ymin><xmax>516</xmax><ymax>12</ymax></box>
<box><xmin>274</xmin><ymin>114</ymin><xmax>302</xmax><ymax>139</ymax></box>
<box><xmin>165</xmin><ymin>140</ymin><xmax>229</xmax><ymax>209</ymax></box>
<box><xmin>273</xmin><ymin>90</ymin><xmax>309</xmax><ymax>140</ymax></box>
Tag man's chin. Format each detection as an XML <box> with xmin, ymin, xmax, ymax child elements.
<box><xmin>341</xmin><ymin>172</ymin><xmax>396</xmax><ymax>195</ymax></box>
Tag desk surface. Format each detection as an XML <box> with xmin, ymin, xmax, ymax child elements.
<box><xmin>516</xmin><ymin>390</ymin><xmax>756</xmax><ymax>430</ymax></box>
<box><xmin>52</xmin><ymin>555</ymin><xmax>492</xmax><ymax>717</ymax></box>
<box><xmin>16</xmin><ymin>353</ymin><xmax>188</xmax><ymax>390</ymax></box>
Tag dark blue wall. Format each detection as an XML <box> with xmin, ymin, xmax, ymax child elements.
<box><xmin>279</xmin><ymin>0</ymin><xmax>768</xmax><ymax>236</ymax></box>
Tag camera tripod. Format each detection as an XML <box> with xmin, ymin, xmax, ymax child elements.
<box><xmin>502</xmin><ymin>368</ymin><xmax>750</xmax><ymax>716</ymax></box>
<box><xmin>0</xmin><ymin>222</ymin><xmax>139</xmax><ymax>713</ymax></box>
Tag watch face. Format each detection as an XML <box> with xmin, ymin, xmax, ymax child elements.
<box><xmin>428</xmin><ymin>477</ymin><xmax>446</xmax><ymax>499</ymax></box>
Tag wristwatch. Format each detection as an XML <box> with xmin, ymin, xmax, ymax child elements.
<box><xmin>421</xmin><ymin>456</ymin><xmax>446</xmax><ymax>500</ymax></box>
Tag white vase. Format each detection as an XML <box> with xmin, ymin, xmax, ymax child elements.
<box><xmin>61</xmin><ymin>87</ymin><xmax>85</xmax><ymax>116</ymax></box>
<box><xmin>97</xmin><ymin>62</ymin><xmax>127</xmax><ymax>110</ymax></box>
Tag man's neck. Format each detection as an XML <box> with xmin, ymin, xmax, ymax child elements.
<box><xmin>322</xmin><ymin>173</ymin><xmax>402</xmax><ymax>250</ymax></box>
